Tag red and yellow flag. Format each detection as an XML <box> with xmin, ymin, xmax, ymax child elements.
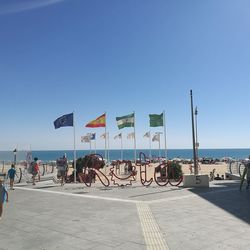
<box><xmin>85</xmin><ymin>113</ymin><xmax>106</xmax><ymax>128</ymax></box>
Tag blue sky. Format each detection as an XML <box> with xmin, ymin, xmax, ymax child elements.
<box><xmin>0</xmin><ymin>0</ymin><xmax>250</xmax><ymax>150</ymax></box>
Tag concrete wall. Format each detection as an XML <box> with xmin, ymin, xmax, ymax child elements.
<box><xmin>183</xmin><ymin>174</ymin><xmax>209</xmax><ymax>187</ymax></box>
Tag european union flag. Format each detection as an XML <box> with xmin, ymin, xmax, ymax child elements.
<box><xmin>54</xmin><ymin>113</ymin><xmax>73</xmax><ymax>129</ymax></box>
<box><xmin>90</xmin><ymin>133</ymin><xmax>96</xmax><ymax>140</ymax></box>
<box><xmin>86</xmin><ymin>133</ymin><xmax>96</xmax><ymax>140</ymax></box>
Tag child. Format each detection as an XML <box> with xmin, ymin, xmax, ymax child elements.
<box><xmin>7</xmin><ymin>164</ymin><xmax>16</xmax><ymax>190</ymax></box>
<box><xmin>0</xmin><ymin>179</ymin><xmax>9</xmax><ymax>219</ymax></box>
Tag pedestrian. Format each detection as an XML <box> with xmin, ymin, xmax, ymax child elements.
<box><xmin>246</xmin><ymin>156</ymin><xmax>250</xmax><ymax>190</ymax></box>
<box><xmin>30</xmin><ymin>157</ymin><xmax>39</xmax><ymax>185</ymax></box>
<box><xmin>0</xmin><ymin>179</ymin><xmax>8</xmax><ymax>219</ymax></box>
<box><xmin>189</xmin><ymin>164</ymin><xmax>193</xmax><ymax>174</ymax></box>
<box><xmin>7</xmin><ymin>164</ymin><xmax>16</xmax><ymax>190</ymax></box>
<box><xmin>240</xmin><ymin>156</ymin><xmax>250</xmax><ymax>190</ymax></box>
<box><xmin>56</xmin><ymin>155</ymin><xmax>68</xmax><ymax>186</ymax></box>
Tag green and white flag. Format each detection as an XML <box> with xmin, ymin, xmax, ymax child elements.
<box><xmin>149</xmin><ymin>113</ymin><xmax>163</xmax><ymax>127</ymax></box>
<box><xmin>116</xmin><ymin>113</ymin><xmax>135</xmax><ymax>129</ymax></box>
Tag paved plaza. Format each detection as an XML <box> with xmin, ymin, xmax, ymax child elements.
<box><xmin>0</xmin><ymin>179</ymin><xmax>250</xmax><ymax>250</ymax></box>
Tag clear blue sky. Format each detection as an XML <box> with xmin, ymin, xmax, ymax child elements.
<box><xmin>0</xmin><ymin>0</ymin><xmax>250</xmax><ymax>150</ymax></box>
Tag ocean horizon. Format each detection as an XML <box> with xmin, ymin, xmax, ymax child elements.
<box><xmin>1</xmin><ymin>148</ymin><xmax>250</xmax><ymax>162</ymax></box>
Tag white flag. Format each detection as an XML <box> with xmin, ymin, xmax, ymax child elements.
<box><xmin>114</xmin><ymin>133</ymin><xmax>122</xmax><ymax>139</ymax></box>
<box><xmin>127</xmin><ymin>132</ymin><xmax>135</xmax><ymax>139</ymax></box>
<box><xmin>143</xmin><ymin>132</ymin><xmax>150</xmax><ymax>138</ymax></box>
<box><xmin>26</xmin><ymin>151</ymin><xmax>32</xmax><ymax>165</ymax></box>
<box><xmin>100</xmin><ymin>133</ymin><xmax>106</xmax><ymax>139</ymax></box>
<box><xmin>81</xmin><ymin>135</ymin><xmax>90</xmax><ymax>143</ymax></box>
<box><xmin>152</xmin><ymin>133</ymin><xmax>160</xmax><ymax>142</ymax></box>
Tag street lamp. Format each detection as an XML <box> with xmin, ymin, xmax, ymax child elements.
<box><xmin>195</xmin><ymin>107</ymin><xmax>199</xmax><ymax>161</ymax></box>
<box><xmin>190</xmin><ymin>90</ymin><xmax>198</xmax><ymax>175</ymax></box>
<box><xmin>13</xmin><ymin>148</ymin><xmax>17</xmax><ymax>166</ymax></box>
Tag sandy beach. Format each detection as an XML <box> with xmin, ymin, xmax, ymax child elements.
<box><xmin>180</xmin><ymin>162</ymin><xmax>228</xmax><ymax>176</ymax></box>
<box><xmin>0</xmin><ymin>160</ymin><xmax>229</xmax><ymax>185</ymax></box>
<box><xmin>105</xmin><ymin>161</ymin><xmax>229</xmax><ymax>183</ymax></box>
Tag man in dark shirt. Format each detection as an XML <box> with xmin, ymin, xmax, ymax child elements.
<box><xmin>7</xmin><ymin>164</ymin><xmax>16</xmax><ymax>190</ymax></box>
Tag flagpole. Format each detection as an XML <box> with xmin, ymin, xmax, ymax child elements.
<box><xmin>73</xmin><ymin>111</ymin><xmax>76</xmax><ymax>183</ymax></box>
<box><xmin>121</xmin><ymin>133</ymin><xmax>123</xmax><ymax>160</ymax></box>
<box><xmin>104</xmin><ymin>112</ymin><xmax>107</xmax><ymax>159</ymax></box>
<box><xmin>107</xmin><ymin>132</ymin><xmax>110</xmax><ymax>164</ymax></box>
<box><xmin>133</xmin><ymin>111</ymin><xmax>136</xmax><ymax>163</ymax></box>
<box><xmin>104</xmin><ymin>112</ymin><xmax>107</xmax><ymax>174</ymax></box>
<box><xmin>94</xmin><ymin>137</ymin><xmax>96</xmax><ymax>154</ymax></box>
<box><xmin>163</xmin><ymin>110</ymin><xmax>167</xmax><ymax>159</ymax></box>
<box><xmin>149</xmin><ymin>131</ymin><xmax>152</xmax><ymax>160</ymax></box>
<box><xmin>158</xmin><ymin>133</ymin><xmax>161</xmax><ymax>158</ymax></box>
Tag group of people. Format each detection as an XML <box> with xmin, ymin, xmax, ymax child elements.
<box><xmin>214</xmin><ymin>174</ymin><xmax>224</xmax><ymax>180</ymax></box>
<box><xmin>0</xmin><ymin>154</ymin><xmax>68</xmax><ymax>220</ymax></box>
<box><xmin>0</xmin><ymin>157</ymin><xmax>40</xmax><ymax>219</ymax></box>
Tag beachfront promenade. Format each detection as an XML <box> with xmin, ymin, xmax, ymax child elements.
<box><xmin>0</xmin><ymin>179</ymin><xmax>250</xmax><ymax>250</ymax></box>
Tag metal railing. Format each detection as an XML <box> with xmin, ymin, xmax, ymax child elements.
<box><xmin>228</xmin><ymin>161</ymin><xmax>246</xmax><ymax>177</ymax></box>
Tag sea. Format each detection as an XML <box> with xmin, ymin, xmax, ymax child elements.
<box><xmin>1</xmin><ymin>148</ymin><xmax>250</xmax><ymax>162</ymax></box>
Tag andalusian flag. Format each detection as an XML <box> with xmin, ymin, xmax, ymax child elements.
<box><xmin>149</xmin><ymin>113</ymin><xmax>163</xmax><ymax>127</ymax></box>
<box><xmin>85</xmin><ymin>113</ymin><xmax>106</xmax><ymax>128</ymax></box>
<box><xmin>116</xmin><ymin>113</ymin><xmax>134</xmax><ymax>129</ymax></box>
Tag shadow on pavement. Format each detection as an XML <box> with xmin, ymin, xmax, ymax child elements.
<box><xmin>188</xmin><ymin>180</ymin><xmax>250</xmax><ymax>224</ymax></box>
<box><xmin>129</xmin><ymin>187</ymin><xmax>183</xmax><ymax>198</ymax></box>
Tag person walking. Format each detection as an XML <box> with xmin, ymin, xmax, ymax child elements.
<box><xmin>7</xmin><ymin>164</ymin><xmax>16</xmax><ymax>190</ymax></box>
<box><xmin>0</xmin><ymin>179</ymin><xmax>8</xmax><ymax>219</ymax></box>
<box><xmin>56</xmin><ymin>155</ymin><xmax>68</xmax><ymax>186</ymax></box>
<box><xmin>30</xmin><ymin>157</ymin><xmax>39</xmax><ymax>185</ymax></box>
<box><xmin>246</xmin><ymin>156</ymin><xmax>250</xmax><ymax>190</ymax></box>
<box><xmin>240</xmin><ymin>156</ymin><xmax>250</xmax><ymax>190</ymax></box>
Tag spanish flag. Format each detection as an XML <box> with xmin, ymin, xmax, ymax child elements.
<box><xmin>85</xmin><ymin>113</ymin><xmax>106</xmax><ymax>128</ymax></box>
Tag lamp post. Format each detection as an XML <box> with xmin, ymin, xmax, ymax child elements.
<box><xmin>190</xmin><ymin>90</ymin><xmax>198</xmax><ymax>175</ymax></box>
<box><xmin>195</xmin><ymin>106</ymin><xmax>199</xmax><ymax>163</ymax></box>
<box><xmin>13</xmin><ymin>148</ymin><xmax>17</xmax><ymax>166</ymax></box>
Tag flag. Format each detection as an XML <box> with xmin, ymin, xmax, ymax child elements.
<box><xmin>87</xmin><ymin>133</ymin><xmax>96</xmax><ymax>140</ymax></box>
<box><xmin>116</xmin><ymin>113</ymin><xmax>134</xmax><ymax>129</ymax></box>
<box><xmin>127</xmin><ymin>132</ymin><xmax>135</xmax><ymax>139</ymax></box>
<box><xmin>85</xmin><ymin>113</ymin><xmax>106</xmax><ymax>128</ymax></box>
<box><xmin>26</xmin><ymin>151</ymin><xmax>32</xmax><ymax>165</ymax></box>
<box><xmin>114</xmin><ymin>133</ymin><xmax>122</xmax><ymax>139</ymax></box>
<box><xmin>143</xmin><ymin>132</ymin><xmax>150</xmax><ymax>138</ymax></box>
<box><xmin>152</xmin><ymin>133</ymin><xmax>160</xmax><ymax>142</ymax></box>
<box><xmin>81</xmin><ymin>135</ymin><xmax>91</xmax><ymax>143</ymax></box>
<box><xmin>100</xmin><ymin>133</ymin><xmax>106</xmax><ymax>139</ymax></box>
<box><xmin>149</xmin><ymin>113</ymin><xmax>163</xmax><ymax>127</ymax></box>
<box><xmin>54</xmin><ymin>113</ymin><xmax>73</xmax><ymax>129</ymax></box>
